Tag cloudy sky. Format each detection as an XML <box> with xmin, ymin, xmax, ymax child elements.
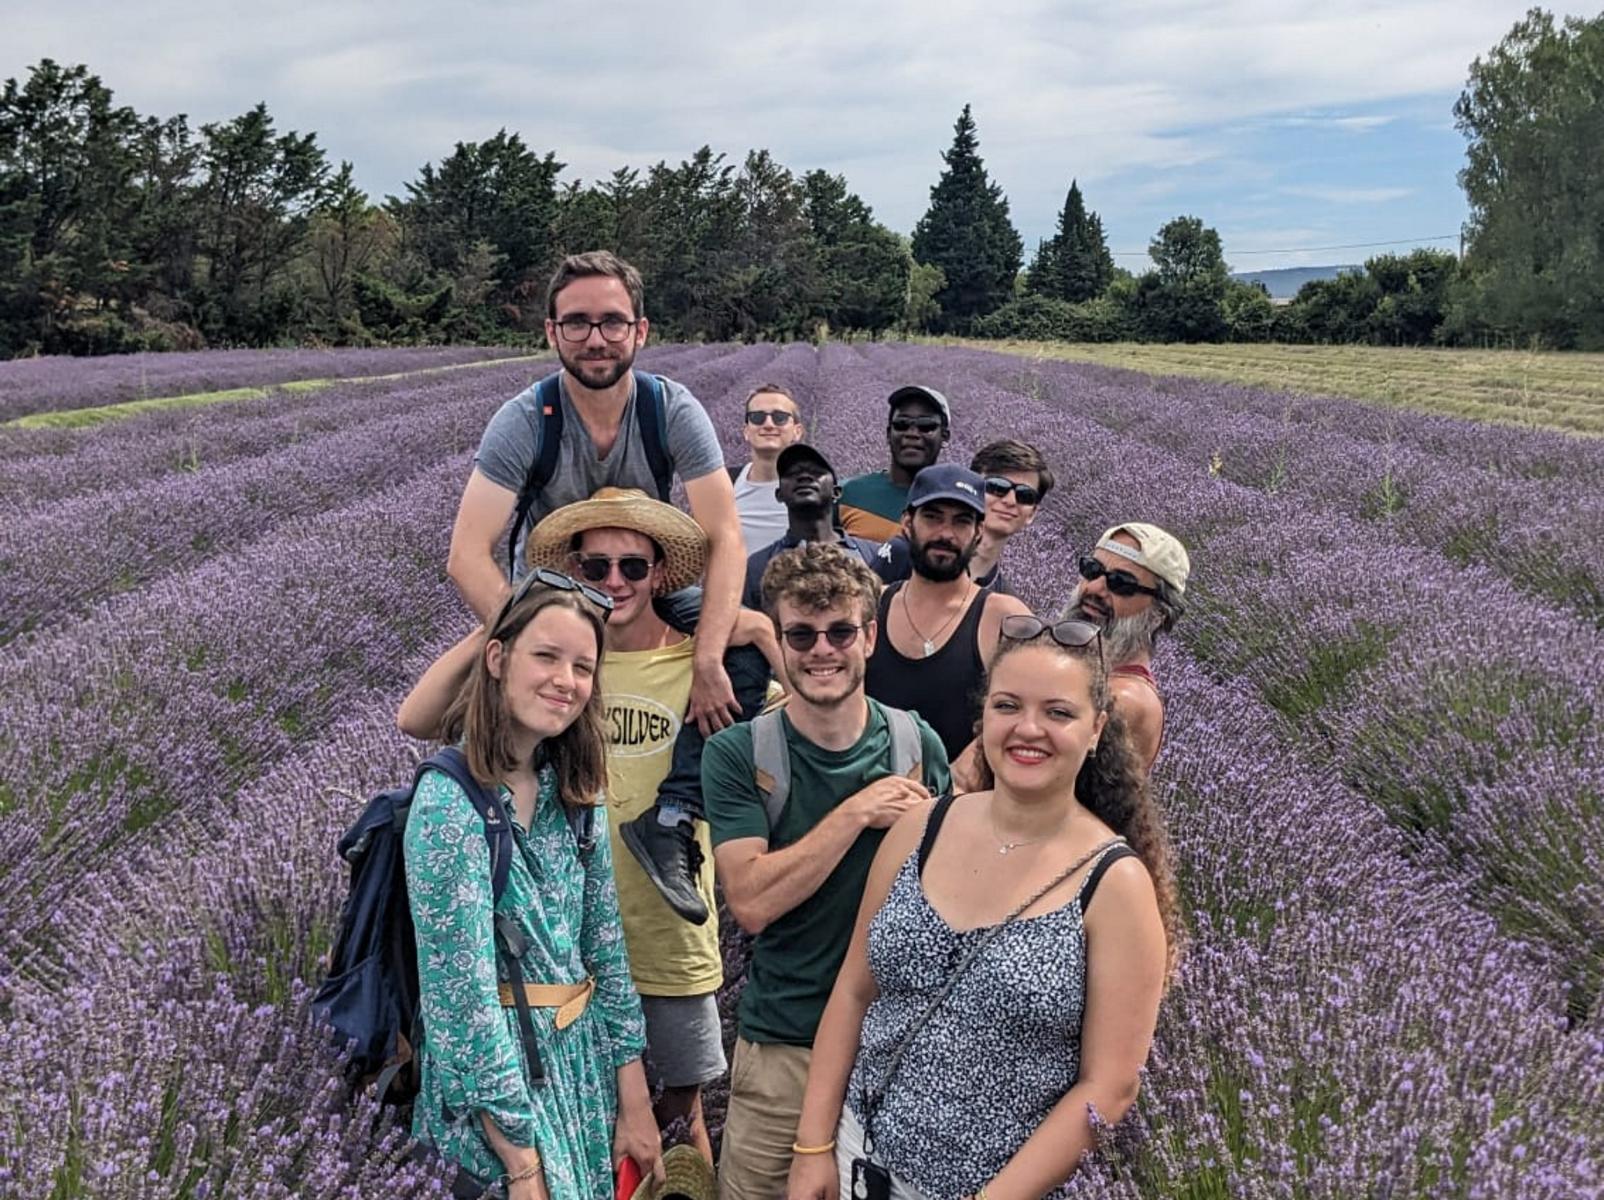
<box><xmin>6</xmin><ymin>0</ymin><xmax>1576</xmax><ymax>271</ymax></box>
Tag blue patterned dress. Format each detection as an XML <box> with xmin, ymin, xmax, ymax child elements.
<box><xmin>403</xmin><ymin>764</ymin><xmax>647</xmax><ymax>1196</ymax></box>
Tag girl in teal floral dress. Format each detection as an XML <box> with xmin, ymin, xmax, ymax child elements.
<box><xmin>401</xmin><ymin>574</ymin><xmax>662</xmax><ymax>1199</ymax></box>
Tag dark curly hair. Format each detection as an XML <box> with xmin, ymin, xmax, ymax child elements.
<box><xmin>975</xmin><ymin>632</ymin><xmax>1183</xmax><ymax>978</ymax></box>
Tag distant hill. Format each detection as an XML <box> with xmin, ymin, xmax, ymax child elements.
<box><xmin>1231</xmin><ymin>265</ymin><xmax>1361</xmax><ymax>300</ymax></box>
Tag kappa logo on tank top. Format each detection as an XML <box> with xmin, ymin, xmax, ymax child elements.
<box><xmin>605</xmin><ymin>694</ymin><xmax>681</xmax><ymax>758</ymax></box>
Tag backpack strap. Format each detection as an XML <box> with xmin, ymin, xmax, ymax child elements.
<box><xmin>422</xmin><ymin>747</ymin><xmax>514</xmax><ymax>903</ymax></box>
<box><xmin>564</xmin><ymin>802</ymin><xmax>598</xmax><ymax>859</ymax></box>
<box><xmin>633</xmin><ymin>370</ymin><xmax>674</xmax><ymax>502</ymax></box>
<box><xmin>505</xmin><ymin>373</ymin><xmax>565</xmax><ymax>578</ymax></box>
<box><xmin>751</xmin><ymin>708</ymin><xmax>791</xmax><ymax>834</ymax></box>
<box><xmin>878</xmin><ymin>702</ymin><xmax>924</xmax><ymax>782</ymax></box>
<box><xmin>916</xmin><ymin>791</ymin><xmax>957</xmax><ymax>879</ymax></box>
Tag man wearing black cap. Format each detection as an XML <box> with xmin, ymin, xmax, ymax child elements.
<box><xmin>865</xmin><ymin>464</ymin><xmax>1029</xmax><ymax>764</ymax></box>
<box><xmin>741</xmin><ymin>444</ymin><xmax>882</xmax><ymax>610</ymax></box>
<box><xmin>838</xmin><ymin>385</ymin><xmax>950</xmax><ymax>542</ymax></box>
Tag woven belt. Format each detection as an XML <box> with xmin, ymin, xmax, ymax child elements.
<box><xmin>497</xmin><ymin>977</ymin><xmax>595</xmax><ymax>1030</ymax></box>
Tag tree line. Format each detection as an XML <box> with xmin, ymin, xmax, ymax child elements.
<box><xmin>1</xmin><ymin>7</ymin><xmax>1598</xmax><ymax>358</ymax></box>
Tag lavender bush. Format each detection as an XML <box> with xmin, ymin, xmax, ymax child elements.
<box><xmin>2</xmin><ymin>342</ymin><xmax>1599</xmax><ymax>1198</ymax></box>
<box><xmin>0</xmin><ymin>345</ymin><xmax>531</xmax><ymax>423</ymax></box>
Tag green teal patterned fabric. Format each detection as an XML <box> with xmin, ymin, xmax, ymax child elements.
<box><xmin>403</xmin><ymin>763</ymin><xmax>646</xmax><ymax>1196</ymax></box>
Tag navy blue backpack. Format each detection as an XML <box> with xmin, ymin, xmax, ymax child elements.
<box><xmin>312</xmin><ymin>747</ymin><xmax>595</xmax><ymax>1103</ymax></box>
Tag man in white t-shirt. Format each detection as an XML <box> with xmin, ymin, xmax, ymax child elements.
<box><xmin>729</xmin><ymin>384</ymin><xmax>805</xmax><ymax>552</ymax></box>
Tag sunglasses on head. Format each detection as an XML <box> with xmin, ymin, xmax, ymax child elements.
<box><xmin>780</xmin><ymin>622</ymin><xmax>864</xmax><ymax>651</ymax></box>
<box><xmin>983</xmin><ymin>476</ymin><xmax>1040</xmax><ymax>506</ymax></box>
<box><xmin>889</xmin><ymin>415</ymin><xmax>943</xmax><ymax>434</ymax></box>
<box><xmin>1078</xmin><ymin>555</ymin><xmax>1163</xmax><ymax>599</ymax></box>
<box><xmin>570</xmin><ymin>553</ymin><xmax>653</xmax><ymax>584</ymax></box>
<box><xmin>745</xmin><ymin>409</ymin><xmax>797</xmax><ymax>427</ymax></box>
<box><xmin>1000</xmin><ymin>614</ymin><xmax>1105</xmax><ymax>670</ymax></box>
<box><xmin>500</xmin><ymin>566</ymin><xmax>615</xmax><ymax>624</ymax></box>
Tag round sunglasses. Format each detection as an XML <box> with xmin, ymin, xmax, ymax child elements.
<box><xmin>1077</xmin><ymin>555</ymin><xmax>1163</xmax><ymax>599</ymax></box>
<box><xmin>983</xmin><ymin>476</ymin><xmax>1040</xmax><ymax>506</ymax></box>
<box><xmin>570</xmin><ymin>553</ymin><xmax>653</xmax><ymax>584</ymax></box>
<box><xmin>780</xmin><ymin>622</ymin><xmax>864</xmax><ymax>651</ymax></box>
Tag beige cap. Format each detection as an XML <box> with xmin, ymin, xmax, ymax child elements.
<box><xmin>1097</xmin><ymin>522</ymin><xmax>1190</xmax><ymax>596</ymax></box>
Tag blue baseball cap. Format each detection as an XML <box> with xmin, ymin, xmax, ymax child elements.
<box><xmin>906</xmin><ymin>464</ymin><xmax>986</xmax><ymax>515</ymax></box>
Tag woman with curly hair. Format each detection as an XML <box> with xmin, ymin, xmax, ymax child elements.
<box><xmin>787</xmin><ymin>615</ymin><xmax>1181</xmax><ymax>1200</ymax></box>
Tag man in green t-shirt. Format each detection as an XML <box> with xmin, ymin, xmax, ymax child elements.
<box><xmin>837</xmin><ymin>385</ymin><xmax>951</xmax><ymax>542</ymax></box>
<box><xmin>703</xmin><ymin>543</ymin><xmax>951</xmax><ymax>1200</ymax></box>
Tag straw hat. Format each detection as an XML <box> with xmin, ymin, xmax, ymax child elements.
<box><xmin>525</xmin><ymin>488</ymin><xmax>708</xmax><ymax>593</ymax></box>
<box><xmin>636</xmin><ymin>1144</ymin><xmax>717</xmax><ymax>1200</ymax></box>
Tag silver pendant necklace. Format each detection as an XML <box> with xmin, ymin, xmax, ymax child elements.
<box><xmin>901</xmin><ymin>581</ymin><xmax>971</xmax><ymax>658</ymax></box>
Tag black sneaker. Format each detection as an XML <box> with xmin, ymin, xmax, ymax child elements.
<box><xmin>620</xmin><ymin>810</ymin><xmax>710</xmax><ymax>925</ymax></box>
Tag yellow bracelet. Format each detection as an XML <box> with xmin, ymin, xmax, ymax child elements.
<box><xmin>791</xmin><ymin>1138</ymin><xmax>837</xmax><ymax>1155</ymax></box>
<box><xmin>502</xmin><ymin>1159</ymin><xmax>542</xmax><ymax>1185</ymax></box>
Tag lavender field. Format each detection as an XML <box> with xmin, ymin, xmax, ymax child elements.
<box><xmin>1</xmin><ymin>343</ymin><xmax>1599</xmax><ymax>1199</ymax></box>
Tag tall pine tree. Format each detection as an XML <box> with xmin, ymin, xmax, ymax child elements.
<box><xmin>911</xmin><ymin>105</ymin><xmax>1021</xmax><ymax>333</ymax></box>
<box><xmin>1027</xmin><ymin>179</ymin><xmax>1113</xmax><ymax>303</ymax></box>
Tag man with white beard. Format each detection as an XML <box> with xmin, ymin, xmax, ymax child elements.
<box><xmin>1061</xmin><ymin>522</ymin><xmax>1190</xmax><ymax>771</ymax></box>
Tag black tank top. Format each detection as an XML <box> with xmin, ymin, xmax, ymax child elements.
<box><xmin>866</xmin><ymin>581</ymin><xmax>988</xmax><ymax>762</ymax></box>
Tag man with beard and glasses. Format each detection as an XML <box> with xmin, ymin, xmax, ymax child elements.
<box><xmin>837</xmin><ymin>385</ymin><xmax>950</xmax><ymax>542</ymax></box>
<box><xmin>741</xmin><ymin>444</ymin><xmax>881</xmax><ymax>611</ymax></box>
<box><xmin>448</xmin><ymin>251</ymin><xmax>753</xmax><ymax>925</ymax></box>
<box><xmin>864</xmin><ymin>464</ymin><xmax>1030</xmax><ymax>767</ymax></box>
<box><xmin>1060</xmin><ymin>523</ymin><xmax>1190</xmax><ymax>771</ymax></box>
<box><xmin>703</xmin><ymin>544</ymin><xmax>949</xmax><ymax>1200</ymax></box>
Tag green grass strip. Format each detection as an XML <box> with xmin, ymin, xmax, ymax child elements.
<box><xmin>8</xmin><ymin>353</ymin><xmax>547</xmax><ymax>430</ymax></box>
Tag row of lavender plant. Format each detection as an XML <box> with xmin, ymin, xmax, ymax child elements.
<box><xmin>0</xmin><ymin>344</ymin><xmax>533</xmax><ymax>422</ymax></box>
<box><xmin>865</xmin><ymin>345</ymin><xmax>1604</xmax><ymax>626</ymax></box>
<box><xmin>0</xmin><ymin>345</ymin><xmax>771</xmax><ymax>639</ymax></box>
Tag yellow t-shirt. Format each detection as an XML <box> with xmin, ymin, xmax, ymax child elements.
<box><xmin>602</xmin><ymin>636</ymin><xmax>722</xmax><ymax>997</ymax></box>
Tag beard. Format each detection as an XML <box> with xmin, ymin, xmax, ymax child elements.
<box><xmin>1065</xmin><ymin>585</ymin><xmax>1164</xmax><ymax>663</ymax></box>
<box><xmin>788</xmin><ymin>656</ymin><xmax>866</xmax><ymax>707</ymax></box>
<box><xmin>557</xmin><ymin>341</ymin><xmax>636</xmax><ymax>391</ymax></box>
<box><xmin>908</xmin><ymin>528</ymin><xmax>977</xmax><ymax>583</ymax></box>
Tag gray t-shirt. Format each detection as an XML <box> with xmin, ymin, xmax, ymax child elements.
<box><xmin>475</xmin><ymin>371</ymin><xmax>724</xmax><ymax>570</ymax></box>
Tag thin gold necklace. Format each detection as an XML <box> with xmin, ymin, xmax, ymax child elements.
<box><xmin>901</xmin><ymin>580</ymin><xmax>973</xmax><ymax>658</ymax></box>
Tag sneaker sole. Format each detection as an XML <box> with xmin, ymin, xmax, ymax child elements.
<box><xmin>619</xmin><ymin>818</ymin><xmax>710</xmax><ymax>925</ymax></box>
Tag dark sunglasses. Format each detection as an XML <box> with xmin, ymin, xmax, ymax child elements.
<box><xmin>570</xmin><ymin>553</ymin><xmax>653</xmax><ymax>583</ymax></box>
<box><xmin>745</xmin><ymin>409</ymin><xmax>797</xmax><ymax>427</ymax></box>
<box><xmin>983</xmin><ymin>476</ymin><xmax>1040</xmax><ymax>506</ymax></box>
<box><xmin>499</xmin><ymin>566</ymin><xmax>614</xmax><ymax>624</ymax></box>
<box><xmin>889</xmin><ymin>415</ymin><xmax>943</xmax><ymax>434</ymax></box>
<box><xmin>780</xmin><ymin>622</ymin><xmax>864</xmax><ymax>651</ymax></box>
<box><xmin>1078</xmin><ymin>555</ymin><xmax>1163</xmax><ymax>599</ymax></box>
<box><xmin>1000</xmin><ymin>614</ymin><xmax>1105</xmax><ymax>671</ymax></box>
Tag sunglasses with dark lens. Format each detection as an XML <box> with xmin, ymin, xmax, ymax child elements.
<box><xmin>780</xmin><ymin>622</ymin><xmax>864</xmax><ymax>651</ymax></box>
<box><xmin>745</xmin><ymin>410</ymin><xmax>797</xmax><ymax>427</ymax></box>
<box><xmin>501</xmin><ymin>566</ymin><xmax>615</xmax><ymax>624</ymax></box>
<box><xmin>889</xmin><ymin>416</ymin><xmax>943</xmax><ymax>434</ymax></box>
<box><xmin>571</xmin><ymin>554</ymin><xmax>653</xmax><ymax>583</ymax></box>
<box><xmin>1077</xmin><ymin>555</ymin><xmax>1163</xmax><ymax>599</ymax></box>
<box><xmin>983</xmin><ymin>476</ymin><xmax>1041</xmax><ymax>506</ymax></box>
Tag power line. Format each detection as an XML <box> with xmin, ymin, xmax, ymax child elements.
<box><xmin>1111</xmin><ymin>234</ymin><xmax>1459</xmax><ymax>258</ymax></box>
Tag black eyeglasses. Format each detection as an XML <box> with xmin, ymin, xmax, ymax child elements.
<box><xmin>983</xmin><ymin>476</ymin><xmax>1040</xmax><ymax>506</ymax></box>
<box><xmin>554</xmin><ymin>315</ymin><xmax>638</xmax><ymax>343</ymax></box>
<box><xmin>570</xmin><ymin>553</ymin><xmax>653</xmax><ymax>583</ymax></box>
<box><xmin>745</xmin><ymin>410</ymin><xmax>797</xmax><ymax>427</ymax></box>
<box><xmin>780</xmin><ymin>622</ymin><xmax>864</xmax><ymax>651</ymax></box>
<box><xmin>1077</xmin><ymin>555</ymin><xmax>1162</xmax><ymax>599</ymax></box>
<box><xmin>890</xmin><ymin>416</ymin><xmax>943</xmax><ymax>434</ymax></box>
<box><xmin>499</xmin><ymin>566</ymin><xmax>615</xmax><ymax>625</ymax></box>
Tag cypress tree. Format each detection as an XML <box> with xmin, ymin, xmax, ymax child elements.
<box><xmin>911</xmin><ymin>105</ymin><xmax>1022</xmax><ymax>332</ymax></box>
<box><xmin>1029</xmin><ymin>180</ymin><xmax>1114</xmax><ymax>303</ymax></box>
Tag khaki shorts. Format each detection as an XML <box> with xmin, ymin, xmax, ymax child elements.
<box><xmin>717</xmin><ymin>1036</ymin><xmax>812</xmax><ymax>1200</ymax></box>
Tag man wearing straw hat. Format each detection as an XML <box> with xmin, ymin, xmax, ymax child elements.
<box><xmin>525</xmin><ymin>488</ymin><xmax>777</xmax><ymax>1173</ymax></box>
